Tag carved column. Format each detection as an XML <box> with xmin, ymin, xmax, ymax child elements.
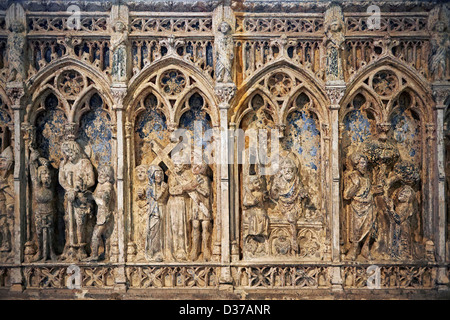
<box><xmin>215</xmin><ymin>84</ymin><xmax>236</xmax><ymax>285</ymax></box>
<box><xmin>433</xmin><ymin>84</ymin><xmax>450</xmax><ymax>287</ymax></box>
<box><xmin>21</xmin><ymin>122</ymin><xmax>35</xmax><ymax>263</ymax></box>
<box><xmin>7</xmin><ymin>85</ymin><xmax>26</xmax><ymax>292</ymax></box>
<box><xmin>214</xmin><ymin>3</ymin><xmax>236</xmax><ymax>285</ymax></box>
<box><xmin>110</xmin><ymin>3</ymin><xmax>129</xmax><ymax>291</ymax></box>
<box><xmin>326</xmin><ymin>83</ymin><xmax>346</xmax><ymax>290</ymax></box>
<box><xmin>111</xmin><ymin>85</ymin><xmax>127</xmax><ymax>290</ymax></box>
<box><xmin>124</xmin><ymin>121</ymin><xmax>135</xmax><ymax>261</ymax></box>
<box><xmin>5</xmin><ymin>2</ymin><xmax>27</xmax><ymax>292</ymax></box>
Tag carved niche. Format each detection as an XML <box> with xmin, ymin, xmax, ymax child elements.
<box><xmin>127</xmin><ymin>66</ymin><xmax>217</xmax><ymax>263</ymax></box>
<box><xmin>340</xmin><ymin>68</ymin><xmax>429</xmax><ymax>262</ymax></box>
<box><xmin>236</xmin><ymin>69</ymin><xmax>330</xmax><ymax>261</ymax></box>
<box><xmin>25</xmin><ymin>69</ymin><xmax>117</xmax><ymax>263</ymax></box>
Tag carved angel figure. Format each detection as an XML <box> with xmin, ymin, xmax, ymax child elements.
<box><xmin>215</xmin><ymin>21</ymin><xmax>234</xmax><ymax>83</ymax></box>
<box><xmin>7</xmin><ymin>21</ymin><xmax>26</xmax><ymax>83</ymax></box>
<box><xmin>429</xmin><ymin>21</ymin><xmax>450</xmax><ymax>81</ymax></box>
<box><xmin>111</xmin><ymin>21</ymin><xmax>128</xmax><ymax>82</ymax></box>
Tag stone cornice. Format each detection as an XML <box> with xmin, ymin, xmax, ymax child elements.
<box><xmin>5</xmin><ymin>0</ymin><xmax>443</xmax><ymax>14</ymax></box>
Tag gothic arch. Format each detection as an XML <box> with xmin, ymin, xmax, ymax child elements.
<box><xmin>126</xmin><ymin>85</ymin><xmax>170</xmax><ymax>125</ymax></box>
<box><xmin>27</xmin><ymin>56</ymin><xmax>113</xmax><ymax>106</ymax></box>
<box><xmin>233</xmin><ymin>59</ymin><xmax>329</xmax><ymax>117</ymax></box>
<box><xmin>339</xmin><ymin>87</ymin><xmax>383</xmax><ymax>124</ymax></box>
<box><xmin>283</xmin><ymin>87</ymin><xmax>328</xmax><ymax>126</ymax></box>
<box><xmin>72</xmin><ymin>87</ymin><xmax>115</xmax><ymax>125</ymax></box>
<box><xmin>128</xmin><ymin>56</ymin><xmax>218</xmax><ymax>109</ymax></box>
<box><xmin>27</xmin><ymin>59</ymin><xmax>114</xmax><ymax>124</ymax></box>
<box><xmin>27</xmin><ymin>86</ymin><xmax>69</xmax><ymax>125</ymax></box>
<box><xmin>234</xmin><ymin>89</ymin><xmax>279</xmax><ymax>128</ymax></box>
<box><xmin>342</xmin><ymin>57</ymin><xmax>434</xmax><ymax>117</ymax></box>
<box><xmin>127</xmin><ymin>60</ymin><xmax>218</xmax><ymax>127</ymax></box>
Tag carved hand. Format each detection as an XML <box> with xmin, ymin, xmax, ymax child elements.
<box><xmin>67</xmin><ymin>189</ymin><xmax>76</xmax><ymax>202</ymax></box>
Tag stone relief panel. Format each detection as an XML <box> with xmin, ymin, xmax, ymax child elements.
<box><xmin>127</xmin><ymin>66</ymin><xmax>217</xmax><ymax>263</ymax></box>
<box><xmin>340</xmin><ymin>69</ymin><xmax>430</xmax><ymax>263</ymax></box>
<box><xmin>24</xmin><ymin>68</ymin><xmax>117</xmax><ymax>263</ymax></box>
<box><xmin>0</xmin><ymin>0</ymin><xmax>448</xmax><ymax>297</ymax></box>
<box><xmin>236</xmin><ymin>69</ymin><xmax>330</xmax><ymax>262</ymax></box>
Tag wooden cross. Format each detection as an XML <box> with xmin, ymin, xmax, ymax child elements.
<box><xmin>148</xmin><ymin>139</ymin><xmax>209</xmax><ymax>216</ymax></box>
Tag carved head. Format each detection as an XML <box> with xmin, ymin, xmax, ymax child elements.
<box><xmin>11</xmin><ymin>21</ymin><xmax>24</xmax><ymax>33</ymax></box>
<box><xmin>280</xmin><ymin>158</ymin><xmax>297</xmax><ymax>182</ymax></box>
<box><xmin>98</xmin><ymin>165</ymin><xmax>114</xmax><ymax>184</ymax></box>
<box><xmin>219</xmin><ymin>21</ymin><xmax>231</xmax><ymax>34</ymax></box>
<box><xmin>329</xmin><ymin>20</ymin><xmax>342</xmax><ymax>33</ymax></box>
<box><xmin>38</xmin><ymin>165</ymin><xmax>52</xmax><ymax>188</ymax></box>
<box><xmin>434</xmin><ymin>21</ymin><xmax>446</xmax><ymax>33</ymax></box>
<box><xmin>0</xmin><ymin>146</ymin><xmax>13</xmax><ymax>172</ymax></box>
<box><xmin>376</xmin><ymin>122</ymin><xmax>391</xmax><ymax>142</ymax></box>
<box><xmin>148</xmin><ymin>165</ymin><xmax>164</xmax><ymax>184</ymax></box>
<box><xmin>174</xmin><ymin>163</ymin><xmax>188</xmax><ymax>175</ymax></box>
<box><xmin>256</xmin><ymin>108</ymin><xmax>268</xmax><ymax>122</ymax></box>
<box><xmin>61</xmin><ymin>141</ymin><xmax>82</xmax><ymax>164</ymax></box>
<box><xmin>135</xmin><ymin>164</ymin><xmax>148</xmax><ymax>182</ymax></box>
<box><xmin>114</xmin><ymin>21</ymin><xmax>126</xmax><ymax>33</ymax></box>
<box><xmin>350</xmin><ymin>153</ymin><xmax>368</xmax><ymax>175</ymax></box>
<box><xmin>192</xmin><ymin>162</ymin><xmax>208</xmax><ymax>176</ymax></box>
<box><xmin>248</xmin><ymin>175</ymin><xmax>262</xmax><ymax>192</ymax></box>
<box><xmin>397</xmin><ymin>185</ymin><xmax>414</xmax><ymax>204</ymax></box>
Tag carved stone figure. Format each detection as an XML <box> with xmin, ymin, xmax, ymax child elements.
<box><xmin>134</xmin><ymin>164</ymin><xmax>148</xmax><ymax>261</ymax></box>
<box><xmin>29</xmin><ymin>147</ymin><xmax>56</xmax><ymax>262</ymax></box>
<box><xmin>111</xmin><ymin>21</ymin><xmax>128</xmax><ymax>83</ymax></box>
<box><xmin>243</xmin><ymin>175</ymin><xmax>269</xmax><ymax>258</ymax></box>
<box><xmin>385</xmin><ymin>185</ymin><xmax>418</xmax><ymax>261</ymax></box>
<box><xmin>85</xmin><ymin>165</ymin><xmax>115</xmax><ymax>262</ymax></box>
<box><xmin>246</xmin><ymin>108</ymin><xmax>275</xmax><ymax>176</ymax></box>
<box><xmin>0</xmin><ymin>146</ymin><xmax>14</xmax><ymax>261</ymax></box>
<box><xmin>428</xmin><ymin>4</ymin><xmax>450</xmax><ymax>82</ymax></box>
<box><xmin>7</xmin><ymin>21</ymin><xmax>26</xmax><ymax>83</ymax></box>
<box><xmin>58</xmin><ymin>140</ymin><xmax>95</xmax><ymax>261</ymax></box>
<box><xmin>145</xmin><ymin>165</ymin><xmax>168</xmax><ymax>262</ymax></box>
<box><xmin>166</xmin><ymin>163</ymin><xmax>191</xmax><ymax>261</ymax></box>
<box><xmin>343</xmin><ymin>153</ymin><xmax>382</xmax><ymax>261</ymax></box>
<box><xmin>323</xmin><ymin>5</ymin><xmax>345</xmax><ymax>82</ymax></box>
<box><xmin>361</xmin><ymin>123</ymin><xmax>400</xmax><ymax>259</ymax></box>
<box><xmin>186</xmin><ymin>163</ymin><xmax>212</xmax><ymax>261</ymax></box>
<box><xmin>215</xmin><ymin>21</ymin><xmax>234</xmax><ymax>83</ymax></box>
<box><xmin>270</xmin><ymin>156</ymin><xmax>308</xmax><ymax>255</ymax></box>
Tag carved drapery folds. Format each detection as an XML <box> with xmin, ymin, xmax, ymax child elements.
<box><xmin>0</xmin><ymin>1</ymin><xmax>448</xmax><ymax>295</ymax></box>
<box><xmin>340</xmin><ymin>67</ymin><xmax>432</xmax><ymax>263</ymax></box>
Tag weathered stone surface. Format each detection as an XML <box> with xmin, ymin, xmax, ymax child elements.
<box><xmin>0</xmin><ymin>0</ymin><xmax>449</xmax><ymax>299</ymax></box>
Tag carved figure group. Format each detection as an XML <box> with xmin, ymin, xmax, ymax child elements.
<box><xmin>26</xmin><ymin>139</ymin><xmax>117</xmax><ymax>263</ymax></box>
<box><xmin>132</xmin><ymin>159</ymin><xmax>214</xmax><ymax>262</ymax></box>
<box><xmin>242</xmin><ymin>153</ymin><xmax>310</xmax><ymax>259</ymax></box>
<box><xmin>343</xmin><ymin>125</ymin><xmax>422</xmax><ymax>262</ymax></box>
